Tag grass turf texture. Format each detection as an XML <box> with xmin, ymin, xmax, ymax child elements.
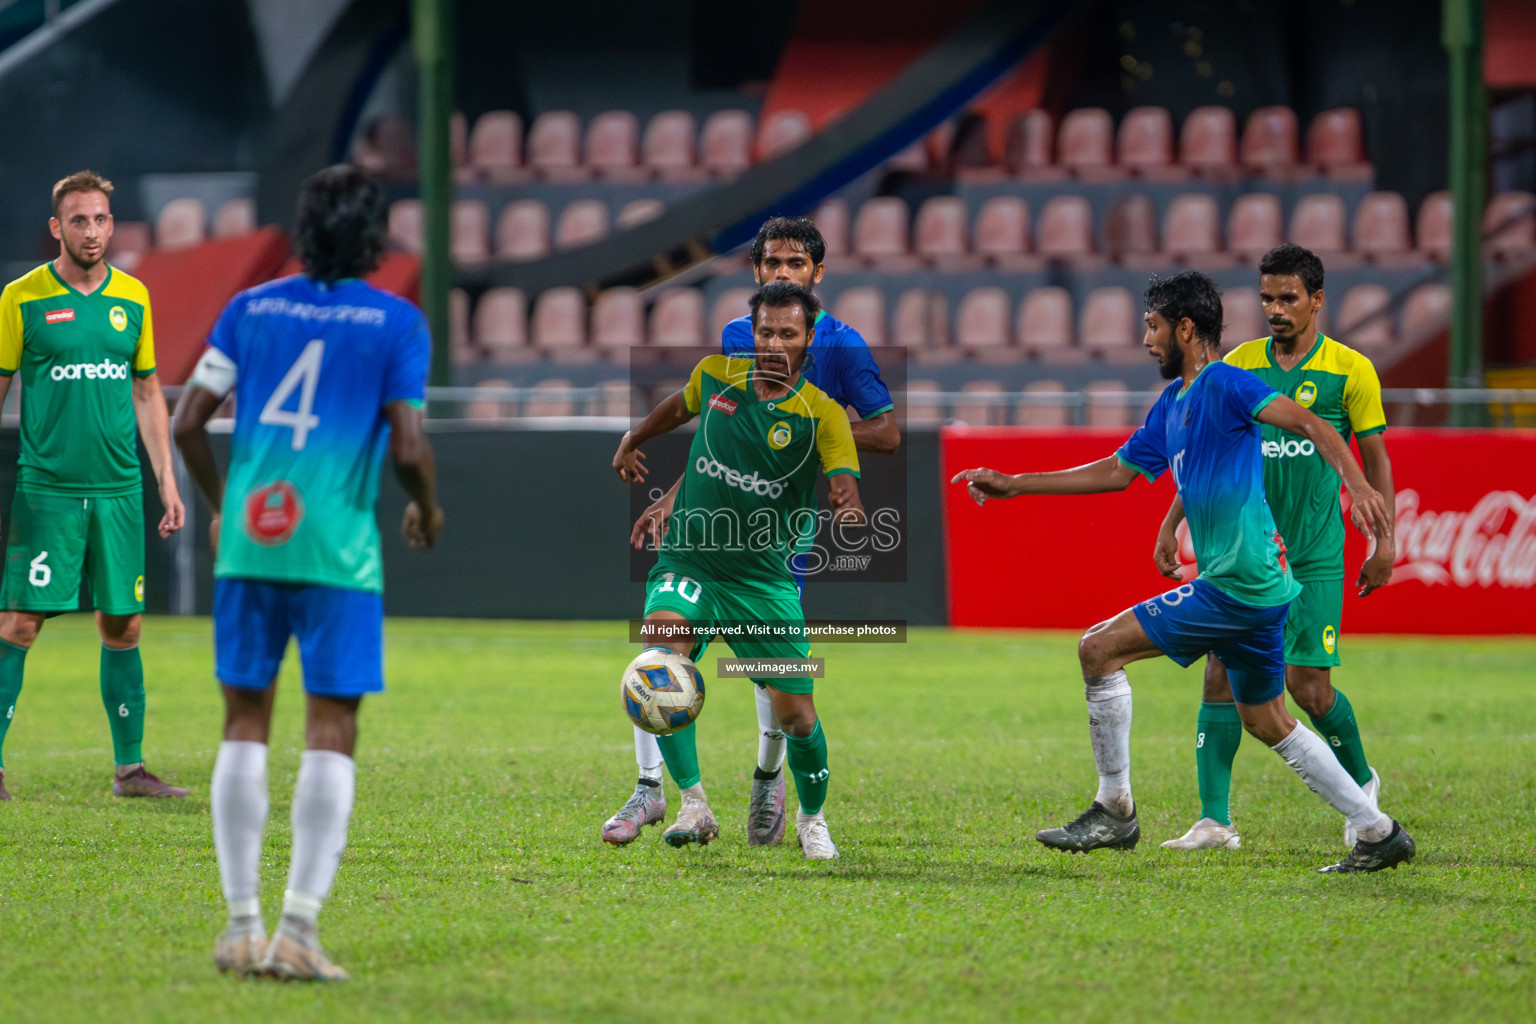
<box><xmin>0</xmin><ymin>617</ymin><xmax>1532</xmax><ymax>1023</ymax></box>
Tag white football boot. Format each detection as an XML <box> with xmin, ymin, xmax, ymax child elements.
<box><xmin>663</xmin><ymin>786</ymin><xmax>719</xmax><ymax>847</ymax></box>
<box><xmin>1344</xmin><ymin>767</ymin><xmax>1381</xmax><ymax>848</ymax></box>
<box><xmin>1161</xmin><ymin>817</ymin><xmax>1242</xmax><ymax>851</ymax></box>
<box><xmin>796</xmin><ymin>811</ymin><xmax>839</xmax><ymax>861</ymax></box>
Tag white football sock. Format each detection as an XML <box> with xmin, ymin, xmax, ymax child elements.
<box><xmin>755</xmin><ymin>684</ymin><xmax>786</xmax><ymax>774</ymax></box>
<box><xmin>283</xmin><ymin>749</ymin><xmax>356</xmax><ymax>929</ymax></box>
<box><xmin>1085</xmin><ymin>671</ymin><xmax>1134</xmax><ymax>817</ymax></box>
<box><xmin>1270</xmin><ymin>722</ymin><xmax>1392</xmax><ymax>842</ymax></box>
<box><xmin>211</xmin><ymin>740</ymin><xmax>268</xmax><ymax>931</ymax></box>
<box><xmin>633</xmin><ymin>725</ymin><xmax>663</xmax><ymax>784</ymax></box>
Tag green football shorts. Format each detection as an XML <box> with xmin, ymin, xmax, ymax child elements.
<box><xmin>643</xmin><ymin>560</ymin><xmax>814</xmax><ymax>694</ymax></box>
<box><xmin>1284</xmin><ymin>578</ymin><xmax>1343</xmax><ymax>668</ymax></box>
<box><xmin>2</xmin><ymin>490</ymin><xmax>146</xmax><ymax>615</ymax></box>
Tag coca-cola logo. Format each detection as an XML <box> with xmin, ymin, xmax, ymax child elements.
<box><xmin>244</xmin><ymin>480</ymin><xmax>305</xmax><ymax>545</ymax></box>
<box><xmin>1393</xmin><ymin>489</ymin><xmax>1536</xmax><ymax>589</ymax></box>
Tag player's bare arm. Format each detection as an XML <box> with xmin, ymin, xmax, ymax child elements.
<box><xmin>613</xmin><ymin>391</ymin><xmax>692</xmax><ymax>483</ymax></box>
<box><xmin>387</xmin><ymin>400</ymin><xmax>442</xmax><ymax>549</ymax></box>
<box><xmin>827</xmin><ymin>472</ymin><xmax>865</xmax><ymax>526</ymax></box>
<box><xmin>950</xmin><ymin>455</ymin><xmax>1140</xmax><ymax>507</ymax></box>
<box><xmin>1256</xmin><ymin>396</ymin><xmax>1391</xmax><ymax>542</ymax></box>
<box><xmin>1355</xmin><ymin>432</ymin><xmax>1396</xmax><ymax>597</ymax></box>
<box><xmin>850</xmin><ymin>410</ymin><xmax>900</xmax><ymax>454</ymax></box>
<box><xmin>132</xmin><ymin>372</ymin><xmax>185</xmax><ymax>538</ymax></box>
<box><xmin>1154</xmin><ymin>495</ymin><xmax>1185</xmax><ymax>581</ymax></box>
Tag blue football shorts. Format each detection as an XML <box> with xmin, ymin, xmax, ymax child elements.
<box><xmin>1131</xmin><ymin>578</ymin><xmax>1290</xmax><ymax>704</ymax></box>
<box><xmin>214</xmin><ymin>578</ymin><xmax>384</xmax><ymax>698</ymax></box>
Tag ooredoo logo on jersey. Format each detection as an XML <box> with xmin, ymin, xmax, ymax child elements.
<box><xmin>245</xmin><ymin>480</ymin><xmax>305</xmax><ymax>545</ymax></box>
<box><xmin>51</xmin><ymin>359</ymin><xmax>128</xmax><ymax>381</ymax></box>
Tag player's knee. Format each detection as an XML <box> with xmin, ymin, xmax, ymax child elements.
<box><xmin>0</xmin><ymin>613</ymin><xmax>42</xmax><ymax>648</ymax></box>
<box><xmin>1286</xmin><ymin>671</ymin><xmax>1333</xmax><ymax>717</ymax></box>
<box><xmin>1076</xmin><ymin>630</ymin><xmax>1109</xmax><ymax>675</ymax></box>
<box><xmin>99</xmin><ymin>614</ymin><xmax>141</xmax><ymax>647</ymax></box>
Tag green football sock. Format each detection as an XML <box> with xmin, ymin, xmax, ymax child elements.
<box><xmin>785</xmin><ymin>718</ymin><xmax>829</xmax><ymax>816</ymax></box>
<box><xmin>0</xmin><ymin>639</ymin><xmax>28</xmax><ymax>768</ymax></box>
<box><xmin>1196</xmin><ymin>701</ymin><xmax>1244</xmax><ymax>826</ymax></box>
<box><xmin>656</xmin><ymin>723</ymin><xmax>701</xmax><ymax>790</ymax></box>
<box><xmin>100</xmin><ymin>645</ymin><xmax>145</xmax><ymax>766</ymax></box>
<box><xmin>1308</xmin><ymin>687</ymin><xmax>1372</xmax><ymax>787</ymax></box>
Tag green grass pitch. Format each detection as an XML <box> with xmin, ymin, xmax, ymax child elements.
<box><xmin>1</xmin><ymin>616</ymin><xmax>1532</xmax><ymax>1022</ymax></box>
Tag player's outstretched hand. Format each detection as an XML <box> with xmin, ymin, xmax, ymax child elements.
<box><xmin>403</xmin><ymin>501</ymin><xmax>444</xmax><ymax>549</ymax></box>
<box><xmin>949</xmin><ymin>467</ymin><xmax>1018</xmax><ymax>506</ymax></box>
<box><xmin>613</xmin><ymin>433</ymin><xmax>647</xmax><ymax>483</ymax></box>
<box><xmin>630</xmin><ymin>490</ymin><xmax>675</xmax><ymax>550</ymax></box>
<box><xmin>1153</xmin><ymin>529</ymin><xmax>1183</xmax><ymax>581</ymax></box>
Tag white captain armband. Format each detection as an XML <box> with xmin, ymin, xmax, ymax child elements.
<box><xmin>188</xmin><ymin>347</ymin><xmax>237</xmax><ymax>398</ymax></box>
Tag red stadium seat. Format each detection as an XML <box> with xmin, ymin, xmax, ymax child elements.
<box><xmin>448</xmin><ymin>288</ymin><xmax>478</xmax><ymax>366</ymax></box>
<box><xmin>1307</xmin><ymin>108</ymin><xmax>1372</xmax><ymax>181</ymax></box>
<box><xmin>353</xmin><ymin>114</ymin><xmax>415</xmax><ymax>180</ymax></box>
<box><xmin>1484</xmin><ymin>191</ymin><xmax>1536</xmax><ymax>256</ymax></box>
<box><xmin>1335</xmin><ymin>284</ymin><xmax>1394</xmax><ymax>353</ymax></box>
<box><xmin>450</xmin><ymin>199</ymin><xmax>490</xmax><ymax>266</ymax></box>
<box><xmin>955</xmin><ymin>380</ymin><xmax>1006</xmax><ymax>425</ymax></box>
<box><xmin>156</xmin><ymin>198</ymin><xmax>206</xmax><ymax>251</ymax></box>
<box><xmin>974</xmin><ymin>196</ymin><xmax>1034</xmax><ymax>267</ymax></box>
<box><xmin>1289</xmin><ymin>194</ymin><xmax>1351</xmax><ymax>259</ymax></box>
<box><xmin>1416</xmin><ymin>191</ymin><xmax>1453</xmax><ymax>260</ymax></box>
<box><xmin>811</xmin><ymin>199</ymin><xmax>850</xmax><ymax>258</ymax></box>
<box><xmin>893</xmin><ymin>289</ymin><xmax>949</xmax><ymax>352</ymax></box>
<box><xmin>1015</xmin><ymin>379</ymin><xmax>1070</xmax><ymax>426</ymax></box>
<box><xmin>586</xmin><ymin>110</ymin><xmax>642</xmax><ymax>179</ymax></box>
<box><xmin>595</xmin><ymin>380</ymin><xmax>638</xmax><ymax>418</ymax></box>
<box><xmin>1016</xmin><ymin>287</ymin><xmax>1079</xmax><ymax>361</ymax></box>
<box><xmin>465</xmin><ymin>378</ymin><xmax>513</xmax><ymax>420</ymax></box>
<box><xmin>650</xmin><ymin>288</ymin><xmax>705</xmax><ymax>346</ymax></box>
<box><xmin>709</xmin><ymin>287</ymin><xmax>755</xmax><ymax>342</ymax></box>
<box><xmin>700</xmin><ymin>110</ymin><xmax>753</xmax><ymax>177</ymax></box>
<box><xmin>955</xmin><ymin>288</ymin><xmax>1012</xmax><ymax>354</ymax></box>
<box><xmin>528</xmin><ymin>111</ymin><xmax>585</xmax><ymax>179</ymax></box>
<box><xmin>1227</xmin><ymin>193</ymin><xmax>1284</xmax><ymax>261</ymax></box>
<box><xmin>1117</xmin><ymin>106</ymin><xmax>1179</xmax><ymax>177</ymax></box>
<box><xmin>1104</xmin><ymin>194</ymin><xmax>1160</xmax><ymax>266</ymax></box>
<box><xmin>591</xmin><ymin>287</ymin><xmax>645</xmax><ymax>350</ymax></box>
<box><xmin>1220</xmin><ymin>288</ymin><xmax>1269</xmax><ymax>349</ymax></box>
<box><xmin>555</xmin><ymin>199</ymin><xmax>610</xmax><ymax>251</ymax></box>
<box><xmin>1036</xmin><ymin>195</ymin><xmax>1097</xmax><ymax>262</ymax></box>
<box><xmin>616</xmin><ymin>199</ymin><xmax>665</xmax><ymax>230</ymax></box>
<box><xmin>495</xmin><ymin>200</ymin><xmax>551</xmax><ymax>261</ymax></box>
<box><xmin>1079</xmin><ymin>287</ymin><xmax>1140</xmax><ymax>360</ymax></box>
<box><xmin>832</xmin><ymin>287</ymin><xmax>887</xmax><ymax>346</ymax></box>
<box><xmin>1059</xmin><ymin>108</ymin><xmax>1119</xmax><ymax>180</ymax></box>
<box><xmin>473</xmin><ymin>287</ymin><xmax>529</xmax><ymax>361</ymax></box>
<box><xmin>523</xmin><ymin>378</ymin><xmax>576</xmax><ymax>418</ymax></box>
<box><xmin>387</xmin><ymin>199</ymin><xmax>422</xmax><ymax>255</ymax></box>
<box><xmin>1180</xmin><ymin>106</ymin><xmax>1238</xmax><ymax>176</ymax></box>
<box><xmin>108</xmin><ymin>221</ymin><xmax>151</xmax><ymax>271</ymax></box>
<box><xmin>757</xmin><ymin>108</ymin><xmax>813</xmax><ymax>161</ymax></box>
<box><xmin>531</xmin><ymin>287</ymin><xmax>588</xmax><ymax>352</ymax></box>
<box><xmin>1086</xmin><ymin>380</ymin><xmax>1133</xmax><ymax>427</ymax></box>
<box><xmin>212</xmin><ymin>198</ymin><xmax>256</xmax><ymax>239</ymax></box>
<box><xmin>643</xmin><ymin>110</ymin><xmax>698</xmax><ymax>178</ymax></box>
<box><xmin>467</xmin><ymin>111</ymin><xmax>524</xmax><ymax>183</ymax></box>
<box><xmin>902</xmin><ymin>379</ymin><xmax>943</xmax><ymax>427</ymax></box>
<box><xmin>1399</xmin><ymin>283</ymin><xmax>1452</xmax><ymax>346</ymax></box>
<box><xmin>853</xmin><ymin>197</ymin><xmax>917</xmax><ymax>269</ymax></box>
<box><xmin>1163</xmin><ymin>193</ymin><xmax>1232</xmax><ymax>267</ymax></box>
<box><xmin>1352</xmin><ymin>191</ymin><xmax>1416</xmax><ymax>264</ymax></box>
<box><xmin>1004</xmin><ymin>109</ymin><xmax>1060</xmax><ymax>181</ymax></box>
<box><xmin>1241</xmin><ymin>106</ymin><xmax>1301</xmax><ymax>176</ymax></box>
<box><xmin>913</xmin><ymin>196</ymin><xmax>973</xmax><ymax>267</ymax></box>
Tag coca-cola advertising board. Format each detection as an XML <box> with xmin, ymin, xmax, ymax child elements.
<box><xmin>941</xmin><ymin>428</ymin><xmax>1536</xmax><ymax>635</ymax></box>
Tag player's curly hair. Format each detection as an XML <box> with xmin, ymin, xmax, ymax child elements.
<box><xmin>1144</xmin><ymin>271</ymin><xmax>1224</xmax><ymax>349</ymax></box>
<box><xmin>295</xmin><ymin>164</ymin><xmax>386</xmax><ymax>284</ymax></box>
<box><xmin>52</xmin><ymin>170</ymin><xmax>114</xmax><ymax>216</ymax></box>
<box><xmin>748</xmin><ymin>216</ymin><xmax>826</xmax><ymax>268</ymax></box>
<box><xmin>749</xmin><ymin>280</ymin><xmax>821</xmax><ymax>330</ymax></box>
<box><xmin>1260</xmin><ymin>243</ymin><xmax>1325</xmax><ymax>294</ymax></box>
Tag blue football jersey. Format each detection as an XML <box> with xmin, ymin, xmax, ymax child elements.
<box><xmin>721</xmin><ymin>309</ymin><xmax>893</xmax><ymax>419</ymax></box>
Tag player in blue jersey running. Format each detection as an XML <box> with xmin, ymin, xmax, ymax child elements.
<box><xmin>603</xmin><ymin>216</ymin><xmax>900</xmax><ymax>849</ymax></box>
<box><xmin>173</xmin><ymin>165</ymin><xmax>443</xmax><ymax>979</ymax></box>
<box><xmin>951</xmin><ymin>271</ymin><xmax>1416</xmax><ymax>874</ymax></box>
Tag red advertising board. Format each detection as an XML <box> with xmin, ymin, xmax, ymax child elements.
<box><xmin>941</xmin><ymin>427</ymin><xmax>1536</xmax><ymax>635</ymax></box>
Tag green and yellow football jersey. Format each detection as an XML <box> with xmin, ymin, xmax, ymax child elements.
<box><xmin>0</xmin><ymin>263</ymin><xmax>155</xmax><ymax>497</ymax></box>
<box><xmin>664</xmin><ymin>354</ymin><xmax>860</xmax><ymax>584</ymax></box>
<box><xmin>1224</xmin><ymin>333</ymin><xmax>1386</xmax><ymax>582</ymax></box>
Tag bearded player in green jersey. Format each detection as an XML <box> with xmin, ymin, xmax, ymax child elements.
<box><xmin>613</xmin><ymin>281</ymin><xmax>863</xmax><ymax>860</ymax></box>
<box><xmin>1154</xmin><ymin>244</ymin><xmax>1395</xmax><ymax>851</ymax></box>
<box><xmin>0</xmin><ymin>171</ymin><xmax>187</xmax><ymax>801</ymax></box>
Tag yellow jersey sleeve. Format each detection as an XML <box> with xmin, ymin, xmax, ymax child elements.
<box><xmin>0</xmin><ymin>283</ymin><xmax>21</xmax><ymax>374</ymax></box>
<box><xmin>133</xmin><ymin>298</ymin><xmax>156</xmax><ymax>375</ymax></box>
<box><xmin>1221</xmin><ymin>338</ymin><xmax>1271</xmax><ymax>371</ymax></box>
<box><xmin>1343</xmin><ymin>352</ymin><xmax>1387</xmax><ymax>438</ymax></box>
<box><xmin>812</xmin><ymin>391</ymin><xmax>860</xmax><ymax>478</ymax></box>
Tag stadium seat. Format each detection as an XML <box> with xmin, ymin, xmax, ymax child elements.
<box><xmin>448</xmin><ymin>288</ymin><xmax>478</xmax><ymax>365</ymax></box>
<box><xmin>831</xmin><ymin>287</ymin><xmax>887</xmax><ymax>346</ymax></box>
<box><xmin>913</xmin><ymin>196</ymin><xmax>975</xmax><ymax>268</ymax></box>
<box><xmin>973</xmin><ymin>196</ymin><xmax>1034</xmax><ymax>268</ymax></box>
<box><xmin>616</xmin><ymin>198</ymin><xmax>665</xmax><ymax>230</ymax></box>
<box><xmin>1004</xmin><ymin>109</ymin><xmax>1062</xmax><ymax>182</ymax></box>
<box><xmin>955</xmin><ymin>288</ymin><xmax>1013</xmax><ymax>357</ymax></box>
<box><xmin>108</xmin><ymin>221</ymin><xmax>151</xmax><ymax>271</ymax></box>
<box><xmin>1335</xmin><ymin>284</ymin><xmax>1394</xmax><ymax>353</ymax></box>
<box><xmin>465</xmin><ymin>378</ymin><xmax>514</xmax><ymax>420</ymax></box>
<box><xmin>811</xmin><ymin>199</ymin><xmax>851</xmax><ymax>258</ymax></box>
<box><xmin>757</xmin><ymin>108</ymin><xmax>812</xmax><ymax>161</ymax></box>
<box><xmin>649</xmin><ymin>288</ymin><xmax>705</xmax><ymax>346</ymax></box>
<box><xmin>495</xmin><ymin>199</ymin><xmax>551</xmax><ymax>261</ymax></box>
<box><xmin>891</xmin><ymin>288</ymin><xmax>948</xmax><ymax>352</ymax></box>
<box><xmin>353</xmin><ymin>114</ymin><xmax>415</xmax><ymax>180</ymax></box>
<box><xmin>1289</xmin><ymin>194</ymin><xmax>1351</xmax><ymax>261</ymax></box>
<box><xmin>1104</xmin><ymin>194</ymin><xmax>1160</xmax><ymax>266</ymax></box>
<box><xmin>1180</xmin><ymin>106</ymin><xmax>1238</xmax><ymax>176</ymax></box>
<box><xmin>1016</xmin><ymin>379</ymin><xmax>1071</xmax><ymax>427</ymax></box>
<box><xmin>1117</xmin><ymin>106</ymin><xmax>1181</xmax><ymax>178</ymax></box>
<box><xmin>156</xmin><ymin>197</ymin><xmax>206</xmax><ymax>250</ymax></box>
<box><xmin>387</xmin><ymin>199</ymin><xmax>422</xmax><ymax>254</ymax></box>
<box><xmin>450</xmin><ymin>112</ymin><xmax>468</xmax><ymax>178</ymax></box>
<box><xmin>473</xmin><ymin>287</ymin><xmax>529</xmax><ymax>361</ymax></box>
<box><xmin>700</xmin><ymin>109</ymin><xmax>753</xmax><ymax>177</ymax></box>
<box><xmin>709</xmin><ymin>287</ymin><xmax>755</xmax><ymax>341</ymax></box>
<box><xmin>1352</xmin><ymin>191</ymin><xmax>1416</xmax><ymax>265</ymax></box>
<box><xmin>531</xmin><ymin>287</ymin><xmax>588</xmax><ymax>353</ymax></box>
<box><xmin>594</xmin><ymin>380</ymin><xmax>638</xmax><ymax>418</ymax></box>
<box><xmin>524</xmin><ymin>378</ymin><xmax>575</xmax><ymax>417</ymax></box>
<box><xmin>591</xmin><ymin>287</ymin><xmax>645</xmax><ymax>350</ymax></box>
<box><xmin>466</xmin><ymin>110</ymin><xmax>524</xmax><ymax>183</ymax></box>
<box><xmin>1016</xmin><ymin>287</ymin><xmax>1080</xmax><ymax>362</ymax></box>
<box><xmin>1416</xmin><ymin>191</ymin><xmax>1453</xmax><ymax>260</ymax></box>
<box><xmin>853</xmin><ymin>197</ymin><xmax>919</xmax><ymax>270</ymax></box>
<box><xmin>1399</xmin><ymin>282</ymin><xmax>1452</xmax><ymax>346</ymax></box>
<box><xmin>955</xmin><ymin>380</ymin><xmax>1006</xmax><ymax>426</ymax></box>
<box><xmin>555</xmin><ymin>199</ymin><xmax>610</xmax><ymax>251</ymax></box>
<box><xmin>1163</xmin><ymin>193</ymin><xmax>1233</xmax><ymax>267</ymax></box>
<box><xmin>1307</xmin><ymin>108</ymin><xmax>1372</xmax><ymax>181</ymax></box>
<box><xmin>1240</xmin><ymin>105</ymin><xmax>1301</xmax><ymax>177</ymax></box>
<box><xmin>1079</xmin><ymin>287</ymin><xmax>1140</xmax><ymax>361</ymax></box>
<box><xmin>1059</xmin><ymin>108</ymin><xmax>1120</xmax><ymax>180</ymax></box>
<box><xmin>450</xmin><ymin>199</ymin><xmax>490</xmax><ymax>266</ymax></box>
<box><xmin>643</xmin><ymin>110</ymin><xmax>699</xmax><ymax>179</ymax></box>
<box><xmin>902</xmin><ymin>379</ymin><xmax>943</xmax><ymax>427</ymax></box>
<box><xmin>1085</xmin><ymin>379</ymin><xmax>1133</xmax><ymax>426</ymax></box>
<box><xmin>1227</xmin><ymin>193</ymin><xmax>1284</xmax><ymax>261</ymax></box>
<box><xmin>586</xmin><ymin>110</ymin><xmax>643</xmax><ymax>180</ymax></box>
<box><xmin>212</xmin><ymin>198</ymin><xmax>256</xmax><ymax>239</ymax></box>
<box><xmin>527</xmin><ymin>111</ymin><xmax>585</xmax><ymax>180</ymax></box>
<box><xmin>1220</xmin><ymin>288</ymin><xmax>1268</xmax><ymax>348</ymax></box>
<box><xmin>1484</xmin><ymin>191</ymin><xmax>1536</xmax><ymax>257</ymax></box>
<box><xmin>1036</xmin><ymin>195</ymin><xmax>1098</xmax><ymax>264</ymax></box>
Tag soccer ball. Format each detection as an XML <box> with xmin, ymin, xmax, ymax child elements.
<box><xmin>621</xmin><ymin>649</ymin><xmax>705</xmax><ymax>735</ymax></box>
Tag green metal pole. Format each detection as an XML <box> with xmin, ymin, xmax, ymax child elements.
<box><xmin>1443</xmin><ymin>0</ymin><xmax>1487</xmax><ymax>424</ymax></box>
<box><xmin>413</xmin><ymin>0</ymin><xmax>453</xmax><ymax>401</ymax></box>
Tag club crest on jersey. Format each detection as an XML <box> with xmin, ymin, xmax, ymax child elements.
<box><xmin>767</xmin><ymin>420</ymin><xmax>792</xmax><ymax>450</ymax></box>
<box><xmin>1322</xmin><ymin>625</ymin><xmax>1337</xmax><ymax>654</ymax></box>
<box><xmin>707</xmin><ymin>394</ymin><xmax>738</xmax><ymax>415</ymax></box>
<box><xmin>45</xmin><ymin>308</ymin><xmax>75</xmax><ymax>324</ymax></box>
<box><xmin>245</xmin><ymin>480</ymin><xmax>305</xmax><ymax>546</ymax></box>
<box><xmin>134</xmin><ymin>575</ymin><xmax>144</xmax><ymax>602</ymax></box>
<box><xmin>1295</xmin><ymin>381</ymin><xmax>1318</xmax><ymax>408</ymax></box>
<box><xmin>109</xmin><ymin>306</ymin><xmax>127</xmax><ymax>331</ymax></box>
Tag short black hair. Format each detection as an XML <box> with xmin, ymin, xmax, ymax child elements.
<box><xmin>1259</xmin><ymin>243</ymin><xmax>1325</xmax><ymax>294</ymax></box>
<box><xmin>1144</xmin><ymin>271</ymin><xmax>1224</xmax><ymax>349</ymax></box>
<box><xmin>748</xmin><ymin>216</ymin><xmax>826</xmax><ymax>268</ymax></box>
<box><xmin>749</xmin><ymin>280</ymin><xmax>821</xmax><ymax>331</ymax></box>
<box><xmin>296</xmin><ymin>164</ymin><xmax>386</xmax><ymax>284</ymax></box>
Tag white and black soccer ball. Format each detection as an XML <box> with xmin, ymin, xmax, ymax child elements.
<box><xmin>621</xmin><ymin>649</ymin><xmax>705</xmax><ymax>736</ymax></box>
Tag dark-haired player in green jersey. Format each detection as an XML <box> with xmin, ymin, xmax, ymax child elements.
<box><xmin>1155</xmin><ymin>244</ymin><xmax>1395</xmax><ymax>851</ymax></box>
<box><xmin>613</xmin><ymin>281</ymin><xmax>863</xmax><ymax>860</ymax></box>
<box><xmin>0</xmin><ymin>170</ymin><xmax>187</xmax><ymax>801</ymax></box>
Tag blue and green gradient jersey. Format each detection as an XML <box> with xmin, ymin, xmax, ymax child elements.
<box><xmin>1118</xmin><ymin>361</ymin><xmax>1301</xmax><ymax>609</ymax></box>
<box><xmin>207</xmin><ymin>275</ymin><xmax>430</xmax><ymax>593</ymax></box>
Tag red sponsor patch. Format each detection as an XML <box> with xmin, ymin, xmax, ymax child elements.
<box><xmin>707</xmin><ymin>393</ymin><xmax>738</xmax><ymax>415</ymax></box>
<box><xmin>45</xmin><ymin>308</ymin><xmax>75</xmax><ymax>324</ymax></box>
<box><xmin>244</xmin><ymin>480</ymin><xmax>305</xmax><ymax>545</ymax></box>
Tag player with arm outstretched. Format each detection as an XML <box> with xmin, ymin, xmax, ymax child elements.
<box><xmin>613</xmin><ymin>281</ymin><xmax>863</xmax><ymax>859</ymax></box>
<box><xmin>951</xmin><ymin>271</ymin><xmax>1415</xmax><ymax>875</ymax></box>
<box><xmin>605</xmin><ymin>216</ymin><xmax>898</xmax><ymax>849</ymax></box>
<box><xmin>173</xmin><ymin>165</ymin><xmax>443</xmax><ymax>980</ymax></box>
<box><xmin>1154</xmin><ymin>244</ymin><xmax>1397</xmax><ymax>853</ymax></box>
<box><xmin>0</xmin><ymin>170</ymin><xmax>186</xmax><ymax>802</ymax></box>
